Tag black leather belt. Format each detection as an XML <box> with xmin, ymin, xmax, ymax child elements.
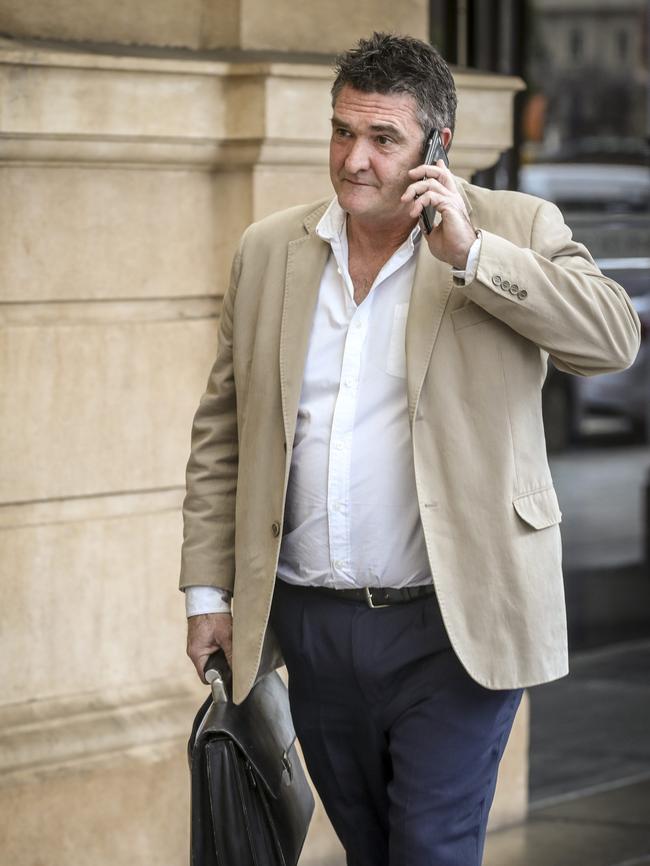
<box><xmin>307</xmin><ymin>584</ymin><xmax>436</xmax><ymax>609</ymax></box>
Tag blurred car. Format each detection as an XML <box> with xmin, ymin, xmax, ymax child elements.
<box><xmin>518</xmin><ymin>161</ymin><xmax>650</xmax><ymax>451</ymax></box>
<box><xmin>541</xmin><ymin>257</ymin><xmax>649</xmax><ymax>451</ymax></box>
<box><xmin>550</xmin><ymin>136</ymin><xmax>650</xmax><ymax>167</ymax></box>
<box><xmin>519</xmin><ymin>163</ymin><xmax>650</xmax><ymax>212</ymax></box>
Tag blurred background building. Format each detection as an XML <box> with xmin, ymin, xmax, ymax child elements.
<box><xmin>524</xmin><ymin>0</ymin><xmax>647</xmax><ymax>162</ymax></box>
<box><xmin>0</xmin><ymin>1</ymin><xmax>648</xmax><ymax>865</ymax></box>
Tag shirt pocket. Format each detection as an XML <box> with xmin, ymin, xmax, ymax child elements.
<box><xmin>385</xmin><ymin>302</ymin><xmax>410</xmax><ymax>378</ymax></box>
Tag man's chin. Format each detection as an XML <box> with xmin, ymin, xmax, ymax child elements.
<box><xmin>336</xmin><ymin>186</ymin><xmax>381</xmax><ymax>218</ymax></box>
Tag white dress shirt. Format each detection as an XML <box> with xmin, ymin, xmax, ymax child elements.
<box><xmin>185</xmin><ymin>203</ymin><xmax>481</xmax><ymax>616</ymax></box>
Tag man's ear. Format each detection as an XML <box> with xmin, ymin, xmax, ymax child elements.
<box><xmin>442</xmin><ymin>128</ymin><xmax>453</xmax><ymax>151</ymax></box>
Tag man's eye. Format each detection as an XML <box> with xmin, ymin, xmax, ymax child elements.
<box><xmin>376</xmin><ymin>136</ymin><xmax>394</xmax><ymax>146</ymax></box>
<box><xmin>334</xmin><ymin>128</ymin><xmax>351</xmax><ymax>138</ymax></box>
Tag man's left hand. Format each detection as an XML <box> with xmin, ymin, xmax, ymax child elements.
<box><xmin>402</xmin><ymin>160</ymin><xmax>477</xmax><ymax>269</ymax></box>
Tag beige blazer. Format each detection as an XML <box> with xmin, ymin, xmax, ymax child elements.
<box><xmin>180</xmin><ymin>176</ymin><xmax>640</xmax><ymax>705</ymax></box>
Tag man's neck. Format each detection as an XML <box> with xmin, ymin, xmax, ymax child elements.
<box><xmin>346</xmin><ymin>213</ymin><xmax>417</xmax><ymax>260</ymax></box>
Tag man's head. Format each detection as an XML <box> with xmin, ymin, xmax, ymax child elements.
<box><xmin>331</xmin><ymin>32</ymin><xmax>457</xmax><ymax>145</ymax></box>
<box><xmin>329</xmin><ymin>33</ymin><xmax>457</xmax><ymax>228</ymax></box>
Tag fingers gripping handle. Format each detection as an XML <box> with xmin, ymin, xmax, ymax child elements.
<box><xmin>203</xmin><ymin>649</ymin><xmax>232</xmax><ymax>704</ymax></box>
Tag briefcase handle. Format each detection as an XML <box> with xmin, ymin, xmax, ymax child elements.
<box><xmin>204</xmin><ymin>649</ymin><xmax>232</xmax><ymax>705</ymax></box>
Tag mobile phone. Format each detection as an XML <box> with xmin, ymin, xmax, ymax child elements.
<box><xmin>419</xmin><ymin>129</ymin><xmax>449</xmax><ymax>234</ymax></box>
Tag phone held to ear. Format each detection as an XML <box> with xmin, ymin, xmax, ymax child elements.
<box><xmin>419</xmin><ymin>129</ymin><xmax>449</xmax><ymax>234</ymax></box>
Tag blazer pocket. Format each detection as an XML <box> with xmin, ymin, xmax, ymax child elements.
<box><xmin>451</xmin><ymin>302</ymin><xmax>494</xmax><ymax>332</ymax></box>
<box><xmin>513</xmin><ymin>486</ymin><xmax>562</xmax><ymax>529</ymax></box>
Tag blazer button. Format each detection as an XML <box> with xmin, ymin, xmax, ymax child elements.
<box><xmin>501</xmin><ymin>280</ymin><xmax>511</xmax><ymax>289</ymax></box>
<box><xmin>492</xmin><ymin>275</ymin><xmax>502</xmax><ymax>286</ymax></box>
<box><xmin>518</xmin><ymin>289</ymin><xmax>528</xmax><ymax>299</ymax></box>
<box><xmin>271</xmin><ymin>521</ymin><xmax>281</xmax><ymax>537</ymax></box>
<box><xmin>509</xmin><ymin>285</ymin><xmax>519</xmax><ymax>295</ymax></box>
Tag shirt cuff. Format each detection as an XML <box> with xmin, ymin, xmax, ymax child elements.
<box><xmin>184</xmin><ymin>585</ymin><xmax>232</xmax><ymax>617</ymax></box>
<box><xmin>451</xmin><ymin>231</ymin><xmax>482</xmax><ymax>284</ymax></box>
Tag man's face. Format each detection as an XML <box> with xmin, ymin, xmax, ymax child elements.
<box><xmin>329</xmin><ymin>85</ymin><xmax>427</xmax><ymax>226</ymax></box>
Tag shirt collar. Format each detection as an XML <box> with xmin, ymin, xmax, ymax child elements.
<box><xmin>316</xmin><ymin>197</ymin><xmax>422</xmax><ymax>252</ymax></box>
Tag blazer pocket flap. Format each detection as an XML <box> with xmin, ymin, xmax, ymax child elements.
<box><xmin>450</xmin><ymin>302</ymin><xmax>493</xmax><ymax>331</ymax></box>
<box><xmin>513</xmin><ymin>486</ymin><xmax>562</xmax><ymax>529</ymax></box>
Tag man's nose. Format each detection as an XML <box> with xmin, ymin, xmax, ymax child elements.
<box><xmin>344</xmin><ymin>138</ymin><xmax>371</xmax><ymax>173</ymax></box>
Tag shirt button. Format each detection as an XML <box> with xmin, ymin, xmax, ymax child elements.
<box><xmin>335</xmin><ymin>441</ymin><xmax>344</xmax><ymax>450</ymax></box>
<box><xmin>333</xmin><ymin>559</ymin><xmax>343</xmax><ymax>569</ymax></box>
<box><xmin>355</xmin><ymin>320</ymin><xmax>362</xmax><ymax>329</ymax></box>
<box><xmin>344</xmin><ymin>377</ymin><xmax>354</xmax><ymax>388</ymax></box>
<box><xmin>271</xmin><ymin>521</ymin><xmax>281</xmax><ymax>537</ymax></box>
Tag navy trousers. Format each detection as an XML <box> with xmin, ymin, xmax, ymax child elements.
<box><xmin>269</xmin><ymin>578</ymin><xmax>523</xmax><ymax>866</ymax></box>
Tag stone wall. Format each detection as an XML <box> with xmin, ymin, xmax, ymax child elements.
<box><xmin>0</xmin><ymin>0</ymin><xmax>427</xmax><ymax>53</ymax></box>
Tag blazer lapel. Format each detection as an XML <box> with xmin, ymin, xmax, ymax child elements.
<box><xmin>279</xmin><ymin>205</ymin><xmax>330</xmax><ymax>451</ymax></box>
<box><xmin>406</xmin><ymin>175</ymin><xmax>474</xmax><ymax>423</ymax></box>
<box><xmin>406</xmin><ymin>244</ymin><xmax>453</xmax><ymax>422</ymax></box>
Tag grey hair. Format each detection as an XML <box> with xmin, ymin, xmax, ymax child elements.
<box><xmin>331</xmin><ymin>32</ymin><xmax>457</xmax><ymax>144</ymax></box>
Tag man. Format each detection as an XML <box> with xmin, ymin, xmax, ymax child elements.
<box><xmin>180</xmin><ymin>33</ymin><xmax>640</xmax><ymax>866</ymax></box>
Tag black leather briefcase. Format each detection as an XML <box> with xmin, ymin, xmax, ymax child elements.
<box><xmin>188</xmin><ymin>650</ymin><xmax>314</xmax><ymax>866</ymax></box>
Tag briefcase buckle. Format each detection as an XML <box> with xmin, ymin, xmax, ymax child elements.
<box><xmin>281</xmin><ymin>751</ymin><xmax>293</xmax><ymax>784</ymax></box>
<box><xmin>364</xmin><ymin>587</ymin><xmax>390</xmax><ymax>609</ymax></box>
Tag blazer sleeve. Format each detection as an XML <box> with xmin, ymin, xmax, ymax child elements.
<box><xmin>457</xmin><ymin>199</ymin><xmax>641</xmax><ymax>376</ymax></box>
<box><xmin>179</xmin><ymin>235</ymin><xmax>245</xmax><ymax>592</ymax></box>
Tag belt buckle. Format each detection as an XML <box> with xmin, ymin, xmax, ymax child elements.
<box><xmin>364</xmin><ymin>587</ymin><xmax>390</xmax><ymax>609</ymax></box>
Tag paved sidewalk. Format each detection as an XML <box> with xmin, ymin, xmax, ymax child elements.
<box><xmin>484</xmin><ymin>640</ymin><xmax>650</xmax><ymax>866</ymax></box>
<box><xmin>485</xmin><ymin>778</ymin><xmax>650</xmax><ymax>866</ymax></box>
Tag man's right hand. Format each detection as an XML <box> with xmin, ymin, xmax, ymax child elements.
<box><xmin>186</xmin><ymin>612</ymin><xmax>233</xmax><ymax>683</ymax></box>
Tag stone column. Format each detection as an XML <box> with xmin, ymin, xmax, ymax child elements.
<box><xmin>0</xmin><ymin>13</ymin><xmax>525</xmax><ymax>864</ymax></box>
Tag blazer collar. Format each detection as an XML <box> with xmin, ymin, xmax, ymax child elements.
<box><xmin>405</xmin><ymin>238</ymin><xmax>454</xmax><ymax>424</ymax></box>
<box><xmin>279</xmin><ymin>203</ymin><xmax>330</xmax><ymax>451</ymax></box>
<box><xmin>303</xmin><ymin>199</ymin><xmax>331</xmax><ymax>235</ymax></box>
<box><xmin>454</xmin><ymin>174</ymin><xmax>473</xmax><ymax>216</ymax></box>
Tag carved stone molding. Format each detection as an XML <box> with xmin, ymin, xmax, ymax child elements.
<box><xmin>0</xmin><ymin>38</ymin><xmax>525</xmax><ymax>176</ymax></box>
<box><xmin>0</xmin><ymin>678</ymin><xmax>202</xmax><ymax>787</ymax></box>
